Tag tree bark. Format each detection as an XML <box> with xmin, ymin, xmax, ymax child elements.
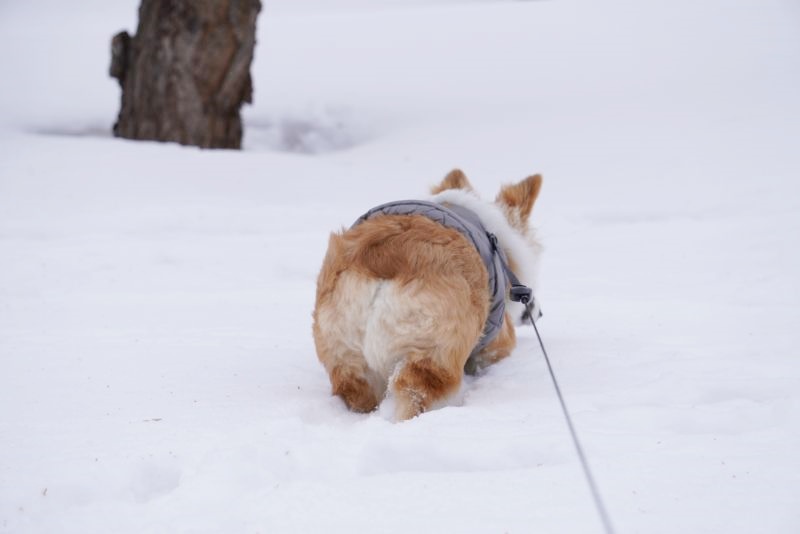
<box><xmin>110</xmin><ymin>0</ymin><xmax>261</xmax><ymax>149</ymax></box>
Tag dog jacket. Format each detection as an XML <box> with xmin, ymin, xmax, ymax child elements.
<box><xmin>352</xmin><ymin>200</ymin><xmax>512</xmax><ymax>361</ymax></box>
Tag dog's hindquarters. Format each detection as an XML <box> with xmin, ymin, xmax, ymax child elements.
<box><xmin>312</xmin><ymin>215</ymin><xmax>490</xmax><ymax>420</ymax></box>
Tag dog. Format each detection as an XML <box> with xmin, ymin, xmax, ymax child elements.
<box><xmin>312</xmin><ymin>169</ymin><xmax>542</xmax><ymax>420</ymax></box>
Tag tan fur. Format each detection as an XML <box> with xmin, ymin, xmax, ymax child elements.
<box><xmin>478</xmin><ymin>311</ymin><xmax>517</xmax><ymax>366</ymax></box>
<box><xmin>430</xmin><ymin>168</ymin><xmax>473</xmax><ymax>194</ymax></box>
<box><xmin>495</xmin><ymin>174</ymin><xmax>542</xmax><ymax>233</ymax></box>
<box><xmin>313</xmin><ymin>170</ymin><xmax>541</xmax><ymax>420</ymax></box>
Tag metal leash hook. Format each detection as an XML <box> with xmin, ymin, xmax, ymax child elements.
<box><xmin>509</xmin><ymin>283</ymin><xmax>532</xmax><ymax>304</ymax></box>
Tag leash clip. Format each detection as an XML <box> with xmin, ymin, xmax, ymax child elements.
<box><xmin>510</xmin><ymin>284</ymin><xmax>532</xmax><ymax>304</ymax></box>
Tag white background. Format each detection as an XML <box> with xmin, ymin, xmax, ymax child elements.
<box><xmin>1</xmin><ymin>0</ymin><xmax>799</xmax><ymax>532</ymax></box>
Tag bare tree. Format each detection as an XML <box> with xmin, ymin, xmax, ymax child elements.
<box><xmin>110</xmin><ymin>0</ymin><xmax>261</xmax><ymax>149</ymax></box>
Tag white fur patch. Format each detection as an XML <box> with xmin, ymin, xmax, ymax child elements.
<box><xmin>362</xmin><ymin>280</ymin><xmax>404</xmax><ymax>380</ymax></box>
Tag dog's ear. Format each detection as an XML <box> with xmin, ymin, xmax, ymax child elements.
<box><xmin>431</xmin><ymin>169</ymin><xmax>474</xmax><ymax>194</ymax></box>
<box><xmin>496</xmin><ymin>174</ymin><xmax>542</xmax><ymax>228</ymax></box>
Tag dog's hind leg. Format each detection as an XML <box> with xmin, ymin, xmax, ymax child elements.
<box><xmin>317</xmin><ymin>339</ymin><xmax>384</xmax><ymax>413</ymax></box>
<box><xmin>391</xmin><ymin>348</ymin><xmax>464</xmax><ymax>421</ymax></box>
<box><xmin>314</xmin><ymin>267</ymin><xmax>387</xmax><ymax>413</ymax></box>
<box><xmin>314</xmin><ymin>314</ymin><xmax>386</xmax><ymax>413</ymax></box>
<box><xmin>330</xmin><ymin>359</ymin><xmax>382</xmax><ymax>413</ymax></box>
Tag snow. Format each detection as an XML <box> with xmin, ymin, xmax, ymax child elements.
<box><xmin>1</xmin><ymin>0</ymin><xmax>799</xmax><ymax>532</ymax></box>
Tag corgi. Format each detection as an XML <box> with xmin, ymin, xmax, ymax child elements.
<box><xmin>312</xmin><ymin>169</ymin><xmax>542</xmax><ymax>420</ymax></box>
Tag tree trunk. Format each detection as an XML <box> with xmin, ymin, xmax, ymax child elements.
<box><xmin>110</xmin><ymin>0</ymin><xmax>261</xmax><ymax>149</ymax></box>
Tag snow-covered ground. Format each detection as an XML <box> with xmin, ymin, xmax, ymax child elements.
<box><xmin>1</xmin><ymin>0</ymin><xmax>799</xmax><ymax>532</ymax></box>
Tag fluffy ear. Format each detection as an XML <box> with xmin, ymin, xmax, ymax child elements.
<box><xmin>431</xmin><ymin>168</ymin><xmax>474</xmax><ymax>194</ymax></box>
<box><xmin>495</xmin><ymin>174</ymin><xmax>542</xmax><ymax>226</ymax></box>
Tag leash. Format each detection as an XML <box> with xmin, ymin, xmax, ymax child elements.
<box><xmin>488</xmin><ymin>232</ymin><xmax>615</xmax><ymax>533</ymax></box>
<box><xmin>526</xmin><ymin>311</ymin><xmax>616</xmax><ymax>534</ymax></box>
